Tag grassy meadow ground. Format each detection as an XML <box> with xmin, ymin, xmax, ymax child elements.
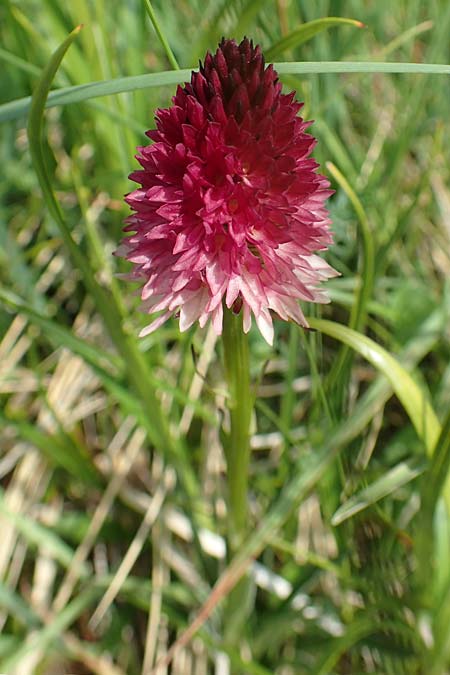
<box><xmin>1</xmin><ymin>0</ymin><xmax>450</xmax><ymax>673</ymax></box>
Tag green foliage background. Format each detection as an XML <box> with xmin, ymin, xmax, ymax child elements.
<box><xmin>1</xmin><ymin>0</ymin><xmax>450</xmax><ymax>673</ymax></box>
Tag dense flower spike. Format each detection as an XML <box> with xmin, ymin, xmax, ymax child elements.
<box><xmin>117</xmin><ymin>37</ymin><xmax>338</xmax><ymax>344</ymax></box>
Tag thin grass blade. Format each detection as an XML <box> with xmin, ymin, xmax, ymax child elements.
<box><xmin>309</xmin><ymin>318</ymin><xmax>441</xmax><ymax>455</ymax></box>
<box><xmin>325</xmin><ymin>162</ymin><xmax>375</xmax><ymax>404</ymax></box>
<box><xmin>265</xmin><ymin>17</ymin><xmax>365</xmax><ymax>60</ymax></box>
<box><xmin>2</xmin><ymin>62</ymin><xmax>449</xmax><ymax>123</ymax></box>
<box><xmin>331</xmin><ymin>458</ymin><xmax>427</xmax><ymax>525</ymax></box>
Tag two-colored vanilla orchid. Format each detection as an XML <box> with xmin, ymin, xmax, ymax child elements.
<box><xmin>116</xmin><ymin>37</ymin><xmax>337</xmax><ymax>345</ymax></box>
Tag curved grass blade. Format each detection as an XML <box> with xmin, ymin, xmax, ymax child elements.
<box><xmin>2</xmin><ymin>62</ymin><xmax>449</xmax><ymax>123</ymax></box>
<box><xmin>0</xmin><ymin>46</ymin><xmax>41</xmax><ymax>75</ymax></box>
<box><xmin>308</xmin><ymin>318</ymin><xmax>441</xmax><ymax>455</ymax></box>
<box><xmin>326</xmin><ymin>162</ymin><xmax>375</xmax><ymax>338</ymax></box>
<box><xmin>331</xmin><ymin>458</ymin><xmax>427</xmax><ymax>525</ymax></box>
<box><xmin>24</xmin><ymin>26</ymin><xmax>198</xmax><ymax>497</ymax></box>
<box><xmin>1</xmin><ymin>586</ymin><xmax>101</xmax><ymax>672</ymax></box>
<box><xmin>0</xmin><ymin>68</ymin><xmax>192</xmax><ymax>122</ymax></box>
<box><xmin>421</xmin><ymin>407</ymin><xmax>450</xmax><ymax>516</ymax></box>
<box><xmin>265</xmin><ymin>17</ymin><xmax>365</xmax><ymax>60</ymax></box>
<box><xmin>378</xmin><ymin>20</ymin><xmax>434</xmax><ymax>59</ymax></box>
<box><xmin>0</xmin><ymin>288</ymin><xmax>212</xmax><ymax>432</ymax></box>
<box><xmin>0</xmin><ymin>583</ymin><xmax>41</xmax><ymax>628</ymax></box>
<box><xmin>0</xmin><ymin>490</ymin><xmax>90</xmax><ymax>574</ymax></box>
<box><xmin>415</xmin><ymin>408</ymin><xmax>450</xmax><ymax>590</ymax></box>
<box><xmin>314</xmin><ymin>618</ymin><xmax>416</xmax><ymax>675</ymax></box>
<box><xmin>325</xmin><ymin>162</ymin><xmax>375</xmax><ymax>405</ymax></box>
<box><xmin>0</xmin><ymin>287</ymin><xmax>122</xmax><ymax>375</ymax></box>
<box><xmin>0</xmin><ymin>409</ymin><xmax>100</xmax><ymax>485</ymax></box>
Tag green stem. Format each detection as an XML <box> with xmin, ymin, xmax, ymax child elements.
<box><xmin>222</xmin><ymin>309</ymin><xmax>254</xmax><ymax>653</ymax></box>
<box><xmin>222</xmin><ymin>308</ymin><xmax>252</xmax><ymax>552</ymax></box>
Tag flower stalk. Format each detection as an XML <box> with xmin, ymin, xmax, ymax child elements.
<box><xmin>222</xmin><ymin>307</ymin><xmax>253</xmax><ymax>551</ymax></box>
<box><xmin>222</xmin><ymin>306</ymin><xmax>255</xmax><ymax>651</ymax></box>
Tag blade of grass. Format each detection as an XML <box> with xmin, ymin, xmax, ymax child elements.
<box><xmin>0</xmin><ymin>289</ymin><xmax>212</xmax><ymax>432</ymax></box>
<box><xmin>0</xmin><ymin>410</ymin><xmax>100</xmax><ymax>485</ymax></box>
<box><xmin>378</xmin><ymin>20</ymin><xmax>434</xmax><ymax>59</ymax></box>
<box><xmin>421</xmin><ymin>407</ymin><xmax>450</xmax><ymax>518</ymax></box>
<box><xmin>0</xmin><ymin>583</ymin><xmax>41</xmax><ymax>629</ymax></box>
<box><xmin>274</xmin><ymin>61</ymin><xmax>450</xmax><ymax>74</ymax></box>
<box><xmin>279</xmin><ymin>323</ymin><xmax>300</xmax><ymax>435</ymax></box>
<box><xmin>0</xmin><ymin>46</ymin><xmax>41</xmax><ymax>75</ymax></box>
<box><xmin>432</xmin><ymin>500</ymin><xmax>450</xmax><ymax>602</ymax></box>
<box><xmin>1</xmin><ymin>586</ymin><xmax>101</xmax><ymax>672</ymax></box>
<box><xmin>415</xmin><ymin>408</ymin><xmax>450</xmax><ymax>596</ymax></box>
<box><xmin>0</xmin><ymin>287</ymin><xmax>122</xmax><ymax>375</ymax></box>
<box><xmin>265</xmin><ymin>17</ymin><xmax>365</xmax><ymax>60</ymax></box>
<box><xmin>2</xmin><ymin>62</ymin><xmax>449</xmax><ymax>123</ymax></box>
<box><xmin>309</xmin><ymin>318</ymin><xmax>441</xmax><ymax>456</ymax></box>
<box><xmin>142</xmin><ymin>0</ymin><xmax>179</xmax><ymax>70</ymax></box>
<box><xmin>0</xmin><ymin>490</ymin><xmax>90</xmax><ymax>574</ymax></box>
<box><xmin>325</xmin><ymin>162</ymin><xmax>375</xmax><ymax>407</ymax></box>
<box><xmin>314</xmin><ymin>618</ymin><xmax>416</xmax><ymax>675</ymax></box>
<box><xmin>331</xmin><ymin>458</ymin><xmax>427</xmax><ymax>525</ymax></box>
<box><xmin>326</xmin><ymin>162</ymin><xmax>375</xmax><ymax>337</ymax></box>
<box><xmin>313</xmin><ymin>119</ymin><xmax>358</xmax><ymax>184</ymax></box>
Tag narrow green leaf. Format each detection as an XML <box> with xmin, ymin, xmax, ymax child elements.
<box><xmin>0</xmin><ymin>491</ymin><xmax>90</xmax><ymax>574</ymax></box>
<box><xmin>308</xmin><ymin>318</ymin><xmax>441</xmax><ymax>455</ymax></box>
<box><xmin>2</xmin><ymin>62</ymin><xmax>449</xmax><ymax>123</ymax></box>
<box><xmin>331</xmin><ymin>458</ymin><xmax>427</xmax><ymax>525</ymax></box>
<box><xmin>326</xmin><ymin>163</ymin><xmax>375</xmax><ymax>337</ymax></box>
<box><xmin>325</xmin><ymin>162</ymin><xmax>375</xmax><ymax>405</ymax></box>
<box><xmin>0</xmin><ymin>288</ymin><xmax>212</xmax><ymax>435</ymax></box>
<box><xmin>314</xmin><ymin>619</ymin><xmax>413</xmax><ymax>675</ymax></box>
<box><xmin>415</xmin><ymin>408</ymin><xmax>450</xmax><ymax>585</ymax></box>
<box><xmin>379</xmin><ymin>20</ymin><xmax>434</xmax><ymax>59</ymax></box>
<box><xmin>432</xmin><ymin>500</ymin><xmax>450</xmax><ymax>601</ymax></box>
<box><xmin>0</xmin><ymin>583</ymin><xmax>41</xmax><ymax>628</ymax></box>
<box><xmin>313</xmin><ymin>119</ymin><xmax>358</xmax><ymax>184</ymax></box>
<box><xmin>429</xmin><ymin>560</ymin><xmax>450</xmax><ymax>673</ymax></box>
<box><xmin>265</xmin><ymin>17</ymin><xmax>365</xmax><ymax>60</ymax></box>
<box><xmin>0</xmin><ymin>69</ymin><xmax>192</xmax><ymax>122</ymax></box>
<box><xmin>1</xmin><ymin>586</ymin><xmax>100</xmax><ymax>671</ymax></box>
<box><xmin>0</xmin><ymin>410</ymin><xmax>99</xmax><ymax>485</ymax></box>
<box><xmin>275</xmin><ymin>62</ymin><xmax>450</xmax><ymax>75</ymax></box>
<box><xmin>0</xmin><ymin>636</ymin><xmax>20</xmax><ymax>661</ymax></box>
<box><xmin>0</xmin><ymin>287</ymin><xmax>122</xmax><ymax>376</ymax></box>
<box><xmin>0</xmin><ymin>46</ymin><xmax>41</xmax><ymax>75</ymax></box>
<box><xmin>422</xmin><ymin>407</ymin><xmax>450</xmax><ymax>513</ymax></box>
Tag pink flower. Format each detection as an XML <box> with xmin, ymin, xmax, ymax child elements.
<box><xmin>117</xmin><ymin>37</ymin><xmax>338</xmax><ymax>345</ymax></box>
